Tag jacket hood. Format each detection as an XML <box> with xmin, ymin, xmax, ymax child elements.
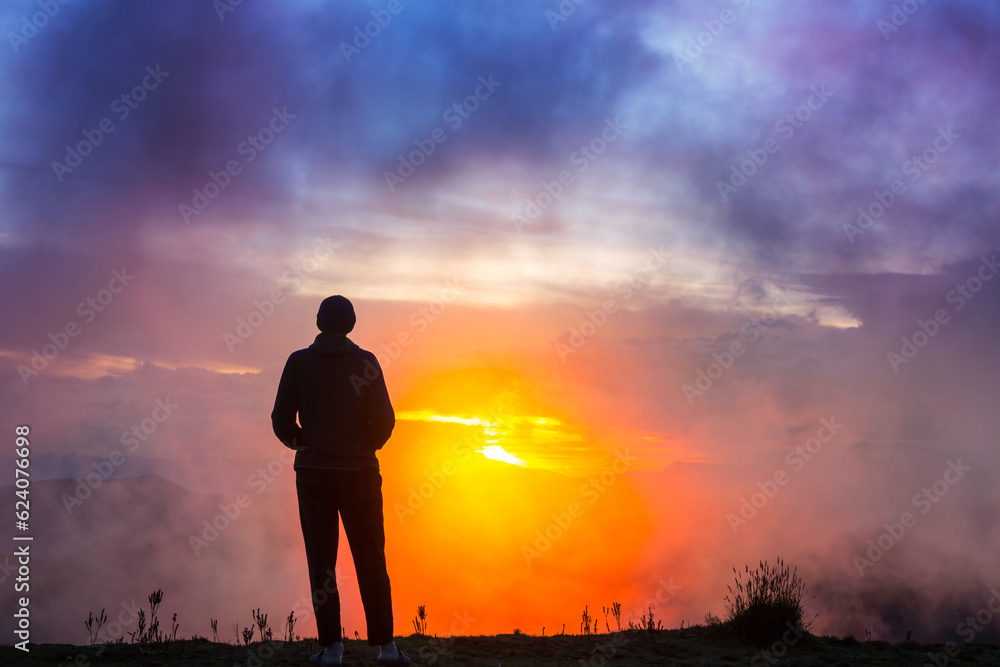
<box><xmin>317</xmin><ymin>295</ymin><xmax>356</xmax><ymax>334</ymax></box>
<box><xmin>309</xmin><ymin>331</ymin><xmax>359</xmax><ymax>357</ymax></box>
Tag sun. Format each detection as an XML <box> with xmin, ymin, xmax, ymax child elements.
<box><xmin>395</xmin><ymin>409</ymin><xmax>532</xmax><ymax>466</ymax></box>
<box><xmin>392</xmin><ymin>372</ymin><xmax>596</xmax><ymax>472</ymax></box>
<box><xmin>476</xmin><ymin>444</ymin><xmax>526</xmax><ymax>466</ymax></box>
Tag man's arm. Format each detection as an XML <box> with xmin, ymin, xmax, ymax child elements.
<box><xmin>271</xmin><ymin>354</ymin><xmax>303</xmax><ymax>447</ymax></box>
<box><xmin>366</xmin><ymin>356</ymin><xmax>395</xmax><ymax>450</ymax></box>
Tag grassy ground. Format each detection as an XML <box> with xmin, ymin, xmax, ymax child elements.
<box><xmin>3</xmin><ymin>626</ymin><xmax>1000</xmax><ymax>665</ymax></box>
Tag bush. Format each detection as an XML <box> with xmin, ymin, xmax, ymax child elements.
<box><xmin>723</xmin><ymin>558</ymin><xmax>808</xmax><ymax>644</ymax></box>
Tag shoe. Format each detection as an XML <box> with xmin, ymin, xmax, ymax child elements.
<box><xmin>377</xmin><ymin>648</ymin><xmax>411</xmax><ymax>665</ymax></box>
<box><xmin>309</xmin><ymin>647</ymin><xmax>342</xmax><ymax>665</ymax></box>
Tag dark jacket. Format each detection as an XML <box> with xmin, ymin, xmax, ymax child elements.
<box><xmin>271</xmin><ymin>332</ymin><xmax>394</xmax><ymax>469</ymax></box>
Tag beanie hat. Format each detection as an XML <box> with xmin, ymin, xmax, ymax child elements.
<box><xmin>316</xmin><ymin>295</ymin><xmax>356</xmax><ymax>334</ymax></box>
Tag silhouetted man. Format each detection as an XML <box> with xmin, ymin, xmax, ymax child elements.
<box><xmin>272</xmin><ymin>295</ymin><xmax>409</xmax><ymax>666</ymax></box>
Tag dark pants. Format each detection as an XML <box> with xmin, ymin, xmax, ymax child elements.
<box><xmin>296</xmin><ymin>467</ymin><xmax>394</xmax><ymax>646</ymax></box>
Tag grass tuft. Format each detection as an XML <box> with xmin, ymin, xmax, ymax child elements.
<box><xmin>411</xmin><ymin>605</ymin><xmax>428</xmax><ymax>635</ymax></box>
<box><xmin>723</xmin><ymin>557</ymin><xmax>809</xmax><ymax>645</ymax></box>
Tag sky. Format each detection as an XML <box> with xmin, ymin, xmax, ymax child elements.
<box><xmin>2</xmin><ymin>0</ymin><xmax>1000</xmax><ymax>648</ymax></box>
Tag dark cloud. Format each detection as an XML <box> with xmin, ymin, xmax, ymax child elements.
<box><xmin>3</xmin><ymin>0</ymin><xmax>659</xmax><ymax>236</ymax></box>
